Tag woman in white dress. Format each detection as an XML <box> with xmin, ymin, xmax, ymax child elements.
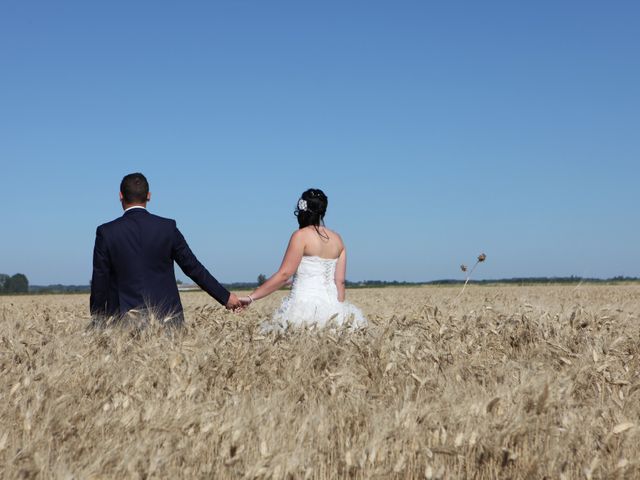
<box><xmin>239</xmin><ymin>189</ymin><xmax>367</xmax><ymax>330</ymax></box>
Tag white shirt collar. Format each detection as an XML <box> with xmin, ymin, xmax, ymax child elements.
<box><xmin>124</xmin><ymin>206</ymin><xmax>147</xmax><ymax>213</ymax></box>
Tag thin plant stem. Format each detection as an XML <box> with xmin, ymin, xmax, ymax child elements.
<box><xmin>456</xmin><ymin>261</ymin><xmax>480</xmax><ymax>300</ymax></box>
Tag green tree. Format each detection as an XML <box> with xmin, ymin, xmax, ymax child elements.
<box><xmin>0</xmin><ymin>273</ymin><xmax>8</xmax><ymax>291</ymax></box>
<box><xmin>257</xmin><ymin>274</ymin><xmax>267</xmax><ymax>286</ymax></box>
<box><xmin>4</xmin><ymin>273</ymin><xmax>29</xmax><ymax>293</ymax></box>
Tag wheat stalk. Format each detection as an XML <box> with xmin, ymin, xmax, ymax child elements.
<box><xmin>2</xmin><ymin>283</ymin><xmax>640</xmax><ymax>478</ymax></box>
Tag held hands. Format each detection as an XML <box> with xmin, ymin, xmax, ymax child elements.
<box><xmin>225</xmin><ymin>293</ymin><xmax>244</xmax><ymax>311</ymax></box>
<box><xmin>224</xmin><ymin>293</ymin><xmax>255</xmax><ymax>311</ymax></box>
<box><xmin>239</xmin><ymin>295</ymin><xmax>254</xmax><ymax>307</ymax></box>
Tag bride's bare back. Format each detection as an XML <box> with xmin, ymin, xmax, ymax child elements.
<box><xmin>299</xmin><ymin>225</ymin><xmax>344</xmax><ymax>259</ymax></box>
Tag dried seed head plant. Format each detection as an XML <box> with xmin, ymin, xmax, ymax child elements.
<box><xmin>456</xmin><ymin>252</ymin><xmax>487</xmax><ymax>299</ymax></box>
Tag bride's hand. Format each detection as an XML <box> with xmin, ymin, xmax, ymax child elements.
<box><xmin>239</xmin><ymin>295</ymin><xmax>254</xmax><ymax>306</ymax></box>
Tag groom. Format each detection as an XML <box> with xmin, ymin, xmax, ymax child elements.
<box><xmin>90</xmin><ymin>172</ymin><xmax>241</xmax><ymax>327</ymax></box>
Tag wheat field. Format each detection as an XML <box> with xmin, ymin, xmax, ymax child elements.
<box><xmin>1</xmin><ymin>285</ymin><xmax>639</xmax><ymax>479</ymax></box>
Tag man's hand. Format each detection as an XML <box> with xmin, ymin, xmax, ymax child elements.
<box><xmin>225</xmin><ymin>293</ymin><xmax>243</xmax><ymax>311</ymax></box>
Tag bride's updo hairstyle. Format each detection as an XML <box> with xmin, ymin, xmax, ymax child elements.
<box><xmin>295</xmin><ymin>188</ymin><xmax>329</xmax><ymax>238</ymax></box>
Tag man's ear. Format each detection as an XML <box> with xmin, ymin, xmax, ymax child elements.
<box><xmin>119</xmin><ymin>192</ymin><xmax>124</xmax><ymax>201</ymax></box>
<box><xmin>147</xmin><ymin>192</ymin><xmax>151</xmax><ymax>202</ymax></box>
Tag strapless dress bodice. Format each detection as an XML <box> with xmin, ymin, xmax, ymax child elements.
<box><xmin>264</xmin><ymin>255</ymin><xmax>367</xmax><ymax>331</ymax></box>
<box><xmin>291</xmin><ymin>256</ymin><xmax>339</xmax><ymax>296</ymax></box>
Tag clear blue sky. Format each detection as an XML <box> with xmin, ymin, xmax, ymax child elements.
<box><xmin>1</xmin><ymin>1</ymin><xmax>638</xmax><ymax>285</ymax></box>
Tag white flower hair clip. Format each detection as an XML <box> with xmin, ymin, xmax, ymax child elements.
<box><xmin>297</xmin><ymin>199</ymin><xmax>308</xmax><ymax>211</ymax></box>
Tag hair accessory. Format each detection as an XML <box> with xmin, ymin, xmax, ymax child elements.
<box><xmin>298</xmin><ymin>199</ymin><xmax>308</xmax><ymax>211</ymax></box>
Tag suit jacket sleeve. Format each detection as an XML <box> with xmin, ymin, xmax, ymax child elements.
<box><xmin>90</xmin><ymin>226</ymin><xmax>110</xmax><ymax>315</ymax></box>
<box><xmin>172</xmin><ymin>226</ymin><xmax>231</xmax><ymax>306</ymax></box>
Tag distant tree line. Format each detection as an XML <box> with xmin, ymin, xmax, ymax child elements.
<box><xmin>345</xmin><ymin>276</ymin><xmax>640</xmax><ymax>288</ymax></box>
<box><xmin>0</xmin><ymin>273</ymin><xmax>29</xmax><ymax>293</ymax></box>
<box><xmin>29</xmin><ymin>284</ymin><xmax>90</xmax><ymax>294</ymax></box>
<box><xmin>5</xmin><ymin>274</ymin><xmax>639</xmax><ymax>295</ymax></box>
<box><xmin>220</xmin><ymin>274</ymin><xmax>267</xmax><ymax>291</ymax></box>
<box><xmin>221</xmin><ymin>275</ymin><xmax>640</xmax><ymax>290</ymax></box>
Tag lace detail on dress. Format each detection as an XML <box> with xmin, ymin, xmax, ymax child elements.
<box><xmin>263</xmin><ymin>256</ymin><xmax>367</xmax><ymax>332</ymax></box>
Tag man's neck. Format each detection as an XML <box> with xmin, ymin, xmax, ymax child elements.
<box><xmin>124</xmin><ymin>204</ymin><xmax>147</xmax><ymax>212</ymax></box>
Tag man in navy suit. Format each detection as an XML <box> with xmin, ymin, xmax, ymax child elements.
<box><xmin>90</xmin><ymin>172</ymin><xmax>241</xmax><ymax>327</ymax></box>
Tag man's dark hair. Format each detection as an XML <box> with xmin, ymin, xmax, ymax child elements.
<box><xmin>120</xmin><ymin>173</ymin><xmax>149</xmax><ymax>204</ymax></box>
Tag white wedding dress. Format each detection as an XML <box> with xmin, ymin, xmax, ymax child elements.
<box><xmin>263</xmin><ymin>256</ymin><xmax>367</xmax><ymax>332</ymax></box>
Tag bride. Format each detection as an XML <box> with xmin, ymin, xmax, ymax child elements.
<box><xmin>239</xmin><ymin>188</ymin><xmax>367</xmax><ymax>330</ymax></box>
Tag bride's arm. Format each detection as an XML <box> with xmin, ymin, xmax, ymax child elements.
<box><xmin>335</xmin><ymin>248</ymin><xmax>347</xmax><ymax>302</ymax></box>
<box><xmin>244</xmin><ymin>231</ymin><xmax>305</xmax><ymax>302</ymax></box>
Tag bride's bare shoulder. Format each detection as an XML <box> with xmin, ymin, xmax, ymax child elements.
<box><xmin>324</xmin><ymin>228</ymin><xmax>344</xmax><ymax>246</ymax></box>
<box><xmin>326</xmin><ymin>227</ymin><xmax>341</xmax><ymax>239</ymax></box>
<box><xmin>290</xmin><ymin>229</ymin><xmax>306</xmax><ymax>240</ymax></box>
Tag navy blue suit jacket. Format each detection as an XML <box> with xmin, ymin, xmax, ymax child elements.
<box><xmin>90</xmin><ymin>208</ymin><xmax>230</xmax><ymax>320</ymax></box>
